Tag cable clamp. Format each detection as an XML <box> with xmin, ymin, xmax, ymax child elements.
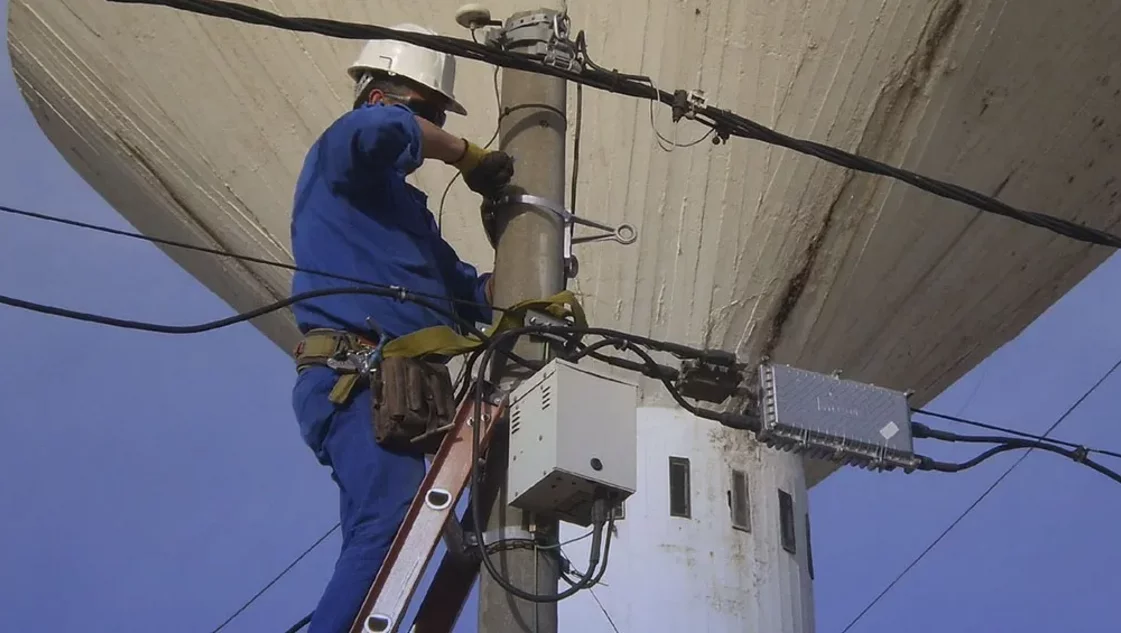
<box><xmin>526</xmin><ymin>309</ymin><xmax>570</xmax><ymax>329</ymax></box>
<box><xmin>544</xmin><ymin>13</ymin><xmax>582</xmax><ymax>72</ymax></box>
<box><xmin>676</xmin><ymin>357</ymin><xmax>747</xmax><ymax>404</ymax></box>
<box><xmin>671</xmin><ymin>89</ymin><xmax>707</xmax><ymax>122</ymax></box>
<box><xmin>465</xmin><ymin>527</ymin><xmax>539</xmax><ymax>554</ymax></box>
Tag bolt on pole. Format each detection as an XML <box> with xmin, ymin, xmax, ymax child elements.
<box><xmin>479</xmin><ymin>6</ymin><xmax>569</xmax><ymax>633</ymax></box>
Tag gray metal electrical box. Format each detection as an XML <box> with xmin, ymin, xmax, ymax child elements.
<box><xmin>507</xmin><ymin>358</ymin><xmax>638</xmax><ymax>527</ymax></box>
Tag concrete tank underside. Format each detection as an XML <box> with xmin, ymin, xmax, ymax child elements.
<box><xmin>8</xmin><ymin>0</ymin><xmax>1121</xmax><ymax>486</ymax></box>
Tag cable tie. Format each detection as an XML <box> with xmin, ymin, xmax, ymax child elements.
<box><xmin>1072</xmin><ymin>446</ymin><xmax>1090</xmax><ymax>463</ymax></box>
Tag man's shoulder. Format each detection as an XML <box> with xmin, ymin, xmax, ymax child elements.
<box><xmin>326</xmin><ymin>104</ymin><xmax>416</xmax><ymax>137</ymax></box>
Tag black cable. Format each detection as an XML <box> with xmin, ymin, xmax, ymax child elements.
<box><xmin>0</xmin><ymin>203</ymin><xmax>500</xmax><ymax>316</ymax></box>
<box><xmin>580</xmin><ymin>335</ymin><xmax>757</xmax><ymax>431</ymax></box>
<box><xmin>0</xmin><ymin>285</ymin><xmax>561</xmax><ymax>379</ymax></box>
<box><xmin>209</xmin><ymin>523</ymin><xmax>339</xmax><ymax>633</ymax></box>
<box><xmin>571</xmin><ymin>80</ymin><xmax>583</xmax><ymax>215</ymax></box>
<box><xmin>708</xmin><ymin>107</ymin><xmax>1121</xmax><ymax>249</ymax></box>
<box><xmin>913</xmin><ymin>425</ymin><xmax>1121</xmax><ymax>486</ymax></box>
<box><xmin>437</xmin><ymin>65</ymin><xmax>501</xmax><ymax>234</ymax></box>
<box><xmin>106</xmin><ymin>0</ymin><xmax>1121</xmax><ymax>252</ymax></box>
<box><xmin>839</xmin><ymin>356</ymin><xmax>1121</xmax><ymax>633</ymax></box>
<box><xmin>0</xmin><ymin>286</ymin><xmax>482</xmax><ymax>336</ymax></box>
<box><xmin>460</xmin><ymin>322</ymin><xmax>755</xmax><ymax>602</ymax></box>
<box><xmin>912</xmin><ymin>407</ymin><xmax>1121</xmax><ymax>460</ymax></box>
<box><xmin>586</xmin><ymin>585</ymin><xmax>621</xmax><ymax>633</ymax></box>
<box><xmin>282</xmin><ymin>612</ymin><xmax>313</xmax><ymax>633</ymax></box>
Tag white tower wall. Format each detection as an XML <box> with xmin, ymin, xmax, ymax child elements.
<box><xmin>558</xmin><ymin>407</ymin><xmax>814</xmax><ymax>632</ymax></box>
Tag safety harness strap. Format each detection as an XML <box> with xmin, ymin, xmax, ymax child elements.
<box><xmin>381</xmin><ymin>289</ymin><xmax>586</xmax><ymax>359</ymax></box>
<box><xmin>293</xmin><ymin>290</ymin><xmax>585</xmax><ymax>405</ymax></box>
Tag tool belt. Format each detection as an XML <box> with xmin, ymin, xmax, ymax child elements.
<box><xmin>295</xmin><ymin>329</ymin><xmax>456</xmax><ymax>454</ymax></box>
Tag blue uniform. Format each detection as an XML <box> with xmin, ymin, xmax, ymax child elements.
<box><xmin>289</xmin><ymin>102</ymin><xmax>491</xmax><ymax>633</ymax></box>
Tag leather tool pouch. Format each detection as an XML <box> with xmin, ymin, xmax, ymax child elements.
<box><xmin>372</xmin><ymin>356</ymin><xmax>456</xmax><ymax>454</ymax></box>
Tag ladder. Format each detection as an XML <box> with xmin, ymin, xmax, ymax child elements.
<box><xmin>346</xmin><ymin>383</ymin><xmax>508</xmax><ymax>633</ymax></box>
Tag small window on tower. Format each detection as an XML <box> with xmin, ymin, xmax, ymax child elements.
<box><xmin>668</xmin><ymin>457</ymin><xmax>691</xmax><ymax>518</ymax></box>
<box><xmin>778</xmin><ymin>489</ymin><xmax>796</xmax><ymax>555</ymax></box>
<box><xmin>729</xmin><ymin>469</ymin><xmax>751</xmax><ymax>532</ymax></box>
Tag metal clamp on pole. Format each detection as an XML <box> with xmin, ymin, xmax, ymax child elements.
<box><xmin>481</xmin><ymin>194</ymin><xmax>637</xmax><ymax>279</ymax></box>
<box><xmin>483</xmin><ymin>9</ymin><xmax>582</xmax><ymax>72</ymax></box>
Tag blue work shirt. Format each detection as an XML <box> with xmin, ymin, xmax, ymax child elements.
<box><xmin>289</xmin><ymin>102</ymin><xmax>492</xmax><ymax>341</ymax></box>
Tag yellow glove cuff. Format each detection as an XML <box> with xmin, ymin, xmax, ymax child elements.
<box><xmin>452</xmin><ymin>140</ymin><xmax>487</xmax><ymax>175</ymax></box>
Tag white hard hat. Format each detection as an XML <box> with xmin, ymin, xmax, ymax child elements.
<box><xmin>347</xmin><ymin>23</ymin><xmax>467</xmax><ymax>116</ymax></box>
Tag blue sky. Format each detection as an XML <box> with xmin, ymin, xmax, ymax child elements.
<box><xmin>2</xmin><ymin>3</ymin><xmax>1119</xmax><ymax>631</ymax></box>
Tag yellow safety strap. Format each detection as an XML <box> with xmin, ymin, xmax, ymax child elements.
<box><xmin>330</xmin><ymin>374</ymin><xmax>361</xmax><ymax>405</ymax></box>
<box><xmin>380</xmin><ymin>289</ymin><xmax>586</xmax><ymax>360</ymax></box>
<box><xmin>311</xmin><ymin>291</ymin><xmax>585</xmax><ymax>405</ymax></box>
<box><xmin>295</xmin><ymin>330</ymin><xmax>349</xmax><ymax>361</ymax></box>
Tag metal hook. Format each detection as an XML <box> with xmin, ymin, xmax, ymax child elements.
<box><xmin>495</xmin><ymin>194</ymin><xmax>637</xmax><ymax>244</ymax></box>
<box><xmin>484</xmin><ymin>194</ymin><xmax>638</xmax><ymax>279</ymax></box>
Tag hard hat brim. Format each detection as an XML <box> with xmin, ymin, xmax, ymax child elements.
<box><xmin>445</xmin><ymin>98</ymin><xmax>468</xmax><ymax>116</ymax></box>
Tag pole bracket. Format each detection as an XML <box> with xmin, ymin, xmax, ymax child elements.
<box><xmin>482</xmin><ymin>194</ymin><xmax>637</xmax><ymax>279</ymax></box>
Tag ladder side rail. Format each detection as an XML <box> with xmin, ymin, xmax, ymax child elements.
<box><xmin>410</xmin><ymin>446</ymin><xmax>506</xmax><ymax>633</ymax></box>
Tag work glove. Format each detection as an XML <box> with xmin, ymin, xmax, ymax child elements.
<box><xmin>453</xmin><ymin>140</ymin><xmax>514</xmax><ymax>199</ymax></box>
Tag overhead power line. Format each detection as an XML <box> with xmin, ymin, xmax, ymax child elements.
<box><xmin>0</xmin><ymin>203</ymin><xmax>496</xmax><ymax>315</ymax></box>
<box><xmin>107</xmin><ymin>0</ymin><xmax>1121</xmax><ymax>251</ymax></box>
<box><xmin>210</xmin><ymin>523</ymin><xmax>340</xmax><ymax>633</ymax></box>
<box><xmin>839</xmin><ymin>357</ymin><xmax>1121</xmax><ymax>633</ymax></box>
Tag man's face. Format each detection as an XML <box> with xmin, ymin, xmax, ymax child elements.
<box><xmin>368</xmin><ymin>84</ymin><xmax>448</xmax><ymax>128</ymax></box>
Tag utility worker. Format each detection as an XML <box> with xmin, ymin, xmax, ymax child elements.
<box><xmin>288</xmin><ymin>24</ymin><xmax>513</xmax><ymax>633</ymax></box>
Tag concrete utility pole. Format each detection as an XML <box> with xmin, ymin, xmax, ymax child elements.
<box><xmin>480</xmin><ymin>6</ymin><xmax>568</xmax><ymax>633</ymax></box>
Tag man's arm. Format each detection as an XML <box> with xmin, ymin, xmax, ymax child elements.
<box><xmin>450</xmin><ymin>262</ymin><xmax>495</xmax><ymax>326</ymax></box>
<box><xmin>325</xmin><ymin>104</ymin><xmax>469</xmax><ymax>172</ymax></box>
<box><xmin>321</xmin><ymin>104</ymin><xmax>426</xmax><ymax>178</ymax></box>
<box><xmin>329</xmin><ymin>104</ymin><xmax>508</xmax><ymax>190</ymax></box>
<box><xmin>429</xmin><ymin>230</ymin><xmax>494</xmax><ymax>326</ymax></box>
<box><xmin>413</xmin><ymin>115</ymin><xmax>471</xmax><ymax>165</ymax></box>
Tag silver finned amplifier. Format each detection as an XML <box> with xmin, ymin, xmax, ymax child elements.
<box><xmin>758</xmin><ymin>363</ymin><xmax>919</xmax><ymax>472</ymax></box>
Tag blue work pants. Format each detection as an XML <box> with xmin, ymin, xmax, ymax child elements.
<box><xmin>293</xmin><ymin>366</ymin><xmax>426</xmax><ymax>633</ymax></box>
